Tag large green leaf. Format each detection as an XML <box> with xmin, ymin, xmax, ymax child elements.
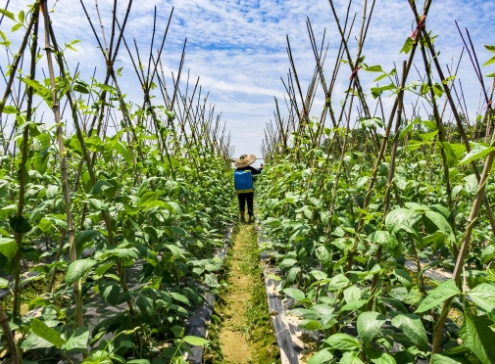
<box><xmin>283</xmin><ymin>288</ymin><xmax>305</xmax><ymax>301</ymax></box>
<box><xmin>343</xmin><ymin>286</ymin><xmax>362</xmax><ymax>303</ymax></box>
<box><xmin>431</xmin><ymin>354</ymin><xmax>463</xmax><ymax>363</ymax></box>
<box><xmin>307</xmin><ymin>349</ymin><xmax>333</xmax><ymax>364</ymax></box>
<box><xmin>365</xmin><ymin>347</ymin><xmax>397</xmax><ymax>364</ymax></box>
<box><xmin>385</xmin><ymin>208</ymin><xmax>420</xmax><ymax>236</ymax></box>
<box><xmin>90</xmin><ymin>180</ymin><xmax>114</xmax><ymax>195</ymax></box>
<box><xmin>98</xmin><ymin>280</ymin><xmax>121</xmax><ymax>305</ymax></box>
<box><xmin>136</xmin><ymin>295</ymin><xmax>154</xmax><ymax>320</ymax></box>
<box><xmin>415</xmin><ymin>279</ymin><xmax>460</xmax><ymax>313</ymax></box>
<box><xmin>9</xmin><ymin>215</ymin><xmax>32</xmax><ymax>234</ymax></box>
<box><xmin>423</xmin><ymin>211</ymin><xmax>456</xmax><ymax>243</ymax></box>
<box><xmin>324</xmin><ymin>333</ymin><xmax>360</xmax><ymax>351</ymax></box>
<box><xmin>183</xmin><ymin>336</ymin><xmax>208</xmax><ymax>346</ymax></box>
<box><xmin>65</xmin><ymin>259</ymin><xmax>97</xmax><ymax>285</ymax></box>
<box><xmin>0</xmin><ymin>237</ymin><xmax>17</xmax><ymax>261</ymax></box>
<box><xmin>30</xmin><ymin>318</ymin><xmax>65</xmax><ymax>348</ymax></box>
<box><xmin>341</xmin><ymin>351</ymin><xmax>365</xmax><ymax>364</ymax></box>
<box><xmin>0</xmin><ymin>277</ymin><xmax>8</xmax><ymax>288</ymax></box>
<box><xmin>61</xmin><ymin>326</ymin><xmax>89</xmax><ymax>353</ymax></box>
<box><xmin>391</xmin><ymin>314</ymin><xmax>428</xmax><ymax>349</ymax></box>
<box><xmin>357</xmin><ymin>311</ymin><xmax>386</xmax><ymax>347</ymax></box>
<box><xmin>20</xmin><ymin>332</ymin><xmax>53</xmax><ymax>349</ymax></box>
<box><xmin>394</xmin><ymin>269</ymin><xmax>412</xmax><ymax>290</ymax></box>
<box><xmin>329</xmin><ymin>274</ymin><xmax>350</xmax><ymax>290</ymax></box>
<box><xmin>464</xmin><ymin>314</ymin><xmax>495</xmax><ymax>364</ymax></box>
<box><xmin>459</xmin><ymin>142</ymin><xmax>495</xmax><ymax>165</ymax></box>
<box><xmin>368</xmin><ymin>231</ymin><xmax>398</xmax><ymax>251</ymax></box>
<box><xmin>74</xmin><ymin>230</ymin><xmax>101</xmax><ymax>258</ymax></box>
<box><xmin>468</xmin><ymin>283</ymin><xmax>495</xmax><ymax>313</ymax></box>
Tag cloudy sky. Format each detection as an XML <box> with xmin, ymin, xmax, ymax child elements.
<box><xmin>1</xmin><ymin>0</ymin><xmax>494</xmax><ymax>165</ymax></box>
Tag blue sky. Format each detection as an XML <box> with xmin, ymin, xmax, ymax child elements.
<box><xmin>1</xmin><ymin>0</ymin><xmax>494</xmax><ymax>166</ymax></box>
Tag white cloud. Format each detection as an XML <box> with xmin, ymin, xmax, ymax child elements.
<box><xmin>1</xmin><ymin>0</ymin><xmax>494</xmax><ymax>163</ymax></box>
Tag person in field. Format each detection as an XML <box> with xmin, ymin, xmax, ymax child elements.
<box><xmin>234</xmin><ymin>154</ymin><xmax>261</xmax><ymax>223</ymax></box>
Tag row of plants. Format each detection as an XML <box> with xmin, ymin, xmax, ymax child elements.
<box><xmin>0</xmin><ymin>2</ymin><xmax>236</xmax><ymax>363</ymax></box>
<box><xmin>258</xmin><ymin>0</ymin><xmax>495</xmax><ymax>363</ymax></box>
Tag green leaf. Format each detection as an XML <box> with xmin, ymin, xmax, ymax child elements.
<box><xmin>419</xmin><ymin>130</ymin><xmax>438</xmax><ymax>141</ymax></box>
<box><xmin>391</xmin><ymin>314</ymin><xmax>428</xmax><ymax>349</ymax></box>
<box><xmin>279</xmin><ymin>258</ymin><xmax>298</xmax><ymax>269</ymax></box>
<box><xmin>30</xmin><ymin>318</ymin><xmax>65</xmax><ymax>348</ymax></box>
<box><xmin>467</xmin><ymin>283</ymin><xmax>495</xmax><ymax>313</ymax></box>
<box><xmin>364</xmin><ymin>65</ymin><xmax>384</xmax><ymax>72</ymax></box>
<box><xmin>400</xmin><ymin>37</ymin><xmax>415</xmax><ymax>54</ymax></box>
<box><xmin>341</xmin><ymin>351</ymin><xmax>365</xmax><ymax>364</ymax></box>
<box><xmin>385</xmin><ymin>208</ymin><xmax>420</xmax><ymax>236</ymax></box>
<box><xmin>98</xmin><ymin>280</ymin><xmax>121</xmax><ymax>306</ymax></box>
<box><xmin>329</xmin><ymin>273</ymin><xmax>350</xmax><ymax>290</ymax></box>
<box><xmin>183</xmin><ymin>336</ymin><xmax>208</xmax><ymax>346</ymax></box>
<box><xmin>2</xmin><ymin>105</ymin><xmax>17</xmax><ymax>114</ymax></box>
<box><xmin>415</xmin><ymin>279</ymin><xmax>460</xmax><ymax>313</ymax></box>
<box><xmin>485</xmin><ymin>45</ymin><xmax>495</xmax><ymax>53</ymax></box>
<box><xmin>459</xmin><ymin>142</ymin><xmax>495</xmax><ymax>165</ymax></box>
<box><xmin>127</xmin><ymin>360</ymin><xmax>150</xmax><ymax>364</ymax></box>
<box><xmin>423</xmin><ymin>210</ymin><xmax>456</xmax><ymax>243</ymax></box>
<box><xmin>308</xmin><ymin>350</ymin><xmax>334</xmax><ymax>364</ymax></box>
<box><xmin>171</xmin><ymin>226</ymin><xmax>187</xmax><ymax>237</ymax></box>
<box><xmin>61</xmin><ymin>326</ymin><xmax>89</xmax><ymax>353</ymax></box>
<box><xmin>340</xmin><ymin>299</ymin><xmax>368</xmax><ymax>312</ymax></box>
<box><xmin>431</xmin><ymin>354</ymin><xmax>463</xmax><ymax>363</ymax></box>
<box><xmin>74</xmin><ymin>230</ymin><xmax>101</xmax><ymax>258</ymax></box>
<box><xmin>298</xmin><ymin>320</ymin><xmax>322</xmax><ymax>331</ymax></box>
<box><xmin>324</xmin><ymin>333</ymin><xmax>360</xmax><ymax>351</ymax></box>
<box><xmin>357</xmin><ymin>311</ymin><xmax>386</xmax><ymax>347</ymax></box>
<box><xmin>365</xmin><ymin>347</ymin><xmax>397</xmax><ymax>364</ymax></box>
<box><xmin>65</xmin><ymin>259</ymin><xmax>97</xmax><ymax>285</ymax></box>
<box><xmin>481</xmin><ymin>245</ymin><xmax>495</xmax><ymax>264</ymax></box>
<box><xmin>283</xmin><ymin>288</ymin><xmax>305</xmax><ymax>301</ymax></box>
<box><xmin>0</xmin><ymin>237</ymin><xmax>17</xmax><ymax>261</ymax></box>
<box><xmin>0</xmin><ymin>277</ymin><xmax>8</xmax><ymax>288</ymax></box>
<box><xmin>0</xmin><ymin>9</ymin><xmax>15</xmax><ymax>21</ymax></box>
<box><xmin>394</xmin><ymin>269</ymin><xmax>413</xmax><ymax>290</ymax></box>
<box><xmin>18</xmin><ymin>10</ymin><xmax>25</xmax><ymax>23</ymax></box>
<box><xmin>359</xmin><ymin>117</ymin><xmax>384</xmax><ymax>129</ymax></box>
<box><xmin>91</xmin><ymin>180</ymin><xmax>114</xmax><ymax>195</ymax></box>
<box><xmin>20</xmin><ymin>332</ymin><xmax>53</xmax><ymax>349</ymax></box>
<box><xmin>12</xmin><ymin>23</ymin><xmax>22</xmax><ymax>32</ymax></box>
<box><xmin>371</xmin><ymin>83</ymin><xmax>396</xmax><ymax>99</ymax></box>
<box><xmin>368</xmin><ymin>231</ymin><xmax>398</xmax><ymax>252</ymax></box>
<box><xmin>99</xmin><ymin>248</ymin><xmax>139</xmax><ymax>261</ymax></box>
<box><xmin>484</xmin><ymin>55</ymin><xmax>495</xmax><ymax>67</ymax></box>
<box><xmin>38</xmin><ymin>217</ymin><xmax>53</xmax><ymax>232</ymax></box>
<box><xmin>136</xmin><ymin>295</ymin><xmax>154</xmax><ymax>320</ymax></box>
<box><xmin>9</xmin><ymin>215</ymin><xmax>32</xmax><ymax>234</ymax></box>
<box><xmin>170</xmin><ymin>292</ymin><xmax>190</xmax><ymax>306</ymax></box>
<box><xmin>87</xmin><ymin>198</ymin><xmax>109</xmax><ymax>211</ymax></box>
<box><xmin>343</xmin><ymin>286</ymin><xmax>362</xmax><ymax>303</ymax></box>
<box><xmin>464</xmin><ymin>314</ymin><xmax>495</xmax><ymax>364</ymax></box>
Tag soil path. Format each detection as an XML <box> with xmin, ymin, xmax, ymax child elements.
<box><xmin>218</xmin><ymin>225</ymin><xmax>254</xmax><ymax>363</ymax></box>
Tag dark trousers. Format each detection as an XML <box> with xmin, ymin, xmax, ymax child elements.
<box><xmin>237</xmin><ymin>192</ymin><xmax>254</xmax><ymax>216</ymax></box>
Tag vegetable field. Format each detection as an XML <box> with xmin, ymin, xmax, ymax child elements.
<box><xmin>0</xmin><ymin>1</ymin><xmax>237</xmax><ymax>363</ymax></box>
<box><xmin>1</xmin><ymin>0</ymin><xmax>495</xmax><ymax>364</ymax></box>
<box><xmin>258</xmin><ymin>0</ymin><xmax>495</xmax><ymax>363</ymax></box>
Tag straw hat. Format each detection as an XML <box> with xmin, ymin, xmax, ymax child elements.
<box><xmin>234</xmin><ymin>154</ymin><xmax>256</xmax><ymax>168</ymax></box>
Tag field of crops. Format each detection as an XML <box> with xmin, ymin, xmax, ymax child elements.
<box><xmin>1</xmin><ymin>0</ymin><xmax>495</xmax><ymax>363</ymax></box>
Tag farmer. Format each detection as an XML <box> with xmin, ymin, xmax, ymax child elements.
<box><xmin>234</xmin><ymin>154</ymin><xmax>261</xmax><ymax>223</ymax></box>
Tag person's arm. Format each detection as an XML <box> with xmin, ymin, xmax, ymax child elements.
<box><xmin>248</xmin><ymin>165</ymin><xmax>261</xmax><ymax>175</ymax></box>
